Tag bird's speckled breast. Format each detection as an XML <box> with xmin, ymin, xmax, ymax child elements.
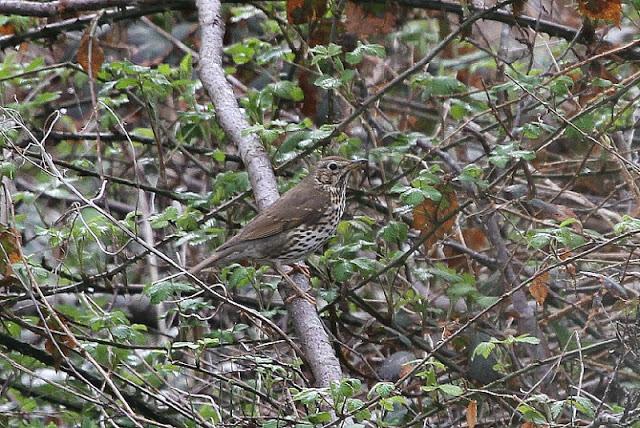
<box><xmin>274</xmin><ymin>182</ymin><xmax>348</xmax><ymax>263</ymax></box>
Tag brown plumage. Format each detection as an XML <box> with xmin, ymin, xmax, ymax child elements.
<box><xmin>190</xmin><ymin>156</ymin><xmax>366</xmax><ymax>274</ymax></box>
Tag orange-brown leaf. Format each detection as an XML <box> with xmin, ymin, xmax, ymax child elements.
<box><xmin>298</xmin><ymin>69</ymin><xmax>319</xmax><ymax>119</ymax></box>
<box><xmin>512</xmin><ymin>0</ymin><xmax>526</xmax><ymax>16</ymax></box>
<box><xmin>0</xmin><ymin>226</ymin><xmax>22</xmax><ymax>276</ymax></box>
<box><xmin>344</xmin><ymin>1</ymin><xmax>398</xmax><ymax>37</ymax></box>
<box><xmin>578</xmin><ymin>0</ymin><xmax>621</xmax><ymax>25</ymax></box>
<box><xmin>413</xmin><ymin>185</ymin><xmax>459</xmax><ymax>251</ymax></box>
<box><xmin>42</xmin><ymin>316</ymin><xmax>77</xmax><ymax>371</ymax></box>
<box><xmin>443</xmin><ymin>227</ymin><xmax>487</xmax><ymax>271</ymax></box>
<box><xmin>467</xmin><ymin>400</ymin><xmax>478</xmax><ymax>428</ymax></box>
<box><xmin>0</xmin><ymin>24</ymin><xmax>15</xmax><ymax>36</ymax></box>
<box><xmin>287</xmin><ymin>0</ymin><xmax>327</xmax><ymax>24</ymax></box>
<box><xmin>529</xmin><ymin>271</ymin><xmax>550</xmax><ymax>305</ymax></box>
<box><xmin>77</xmin><ymin>30</ymin><xmax>104</xmax><ymax>77</ymax></box>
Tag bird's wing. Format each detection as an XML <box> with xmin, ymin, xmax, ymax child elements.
<box><xmin>239</xmin><ymin>182</ymin><xmax>329</xmax><ymax>240</ymax></box>
<box><xmin>217</xmin><ymin>179</ymin><xmax>330</xmax><ymax>249</ymax></box>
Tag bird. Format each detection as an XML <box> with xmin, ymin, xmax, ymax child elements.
<box><xmin>189</xmin><ymin>156</ymin><xmax>367</xmax><ymax>302</ymax></box>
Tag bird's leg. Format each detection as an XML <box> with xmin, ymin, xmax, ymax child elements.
<box><xmin>275</xmin><ymin>263</ymin><xmax>316</xmax><ymax>305</ymax></box>
<box><xmin>290</xmin><ymin>262</ymin><xmax>311</xmax><ymax>278</ymax></box>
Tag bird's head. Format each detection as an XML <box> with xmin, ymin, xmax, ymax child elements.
<box><xmin>312</xmin><ymin>156</ymin><xmax>367</xmax><ymax>192</ymax></box>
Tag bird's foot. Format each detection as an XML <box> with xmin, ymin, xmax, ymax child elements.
<box><xmin>283</xmin><ymin>289</ymin><xmax>316</xmax><ymax>305</ymax></box>
<box><xmin>277</xmin><ymin>265</ymin><xmax>316</xmax><ymax>305</ymax></box>
<box><xmin>288</xmin><ymin>262</ymin><xmax>312</xmax><ymax>278</ymax></box>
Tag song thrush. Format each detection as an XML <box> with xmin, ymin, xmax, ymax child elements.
<box><xmin>190</xmin><ymin>156</ymin><xmax>366</xmax><ymax>299</ymax></box>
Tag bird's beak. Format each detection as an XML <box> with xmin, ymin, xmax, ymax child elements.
<box><xmin>348</xmin><ymin>159</ymin><xmax>367</xmax><ymax>170</ymax></box>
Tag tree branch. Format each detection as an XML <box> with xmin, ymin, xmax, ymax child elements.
<box><xmin>195</xmin><ymin>0</ymin><xmax>346</xmax><ymax>391</ymax></box>
<box><xmin>0</xmin><ymin>332</ymin><xmax>180</xmax><ymax>426</ymax></box>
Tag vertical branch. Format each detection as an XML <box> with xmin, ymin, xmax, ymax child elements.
<box><xmin>195</xmin><ymin>0</ymin><xmax>345</xmax><ymax>390</ymax></box>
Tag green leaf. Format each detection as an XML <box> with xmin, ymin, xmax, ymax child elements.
<box><xmin>292</xmin><ymin>388</ymin><xmax>323</xmax><ymax>405</ymax></box>
<box><xmin>472</xmin><ymin>341</ymin><xmax>495</xmax><ymax>360</ymax></box>
<box><xmin>143</xmin><ymin>281</ymin><xmax>195</xmax><ymax>304</ymax></box>
<box><xmin>567</xmin><ymin>396</ymin><xmax>596</xmax><ymax>417</ymax></box>
<box><xmin>516</xmin><ymin>403</ymin><xmax>547</xmax><ymax>424</ymax></box>
<box><xmin>333</xmin><ymin>260</ymin><xmax>353</xmax><ymax>281</ymax></box>
<box><xmin>0</xmin><ymin>161</ymin><xmax>16</xmax><ymax>179</ymax></box>
<box><xmin>149</xmin><ymin>206</ymin><xmax>179</xmax><ymax>229</ymax></box>
<box><xmin>379</xmin><ymin>221</ymin><xmax>408</xmax><ymax>243</ymax></box>
<box><xmin>550</xmin><ymin>400</ymin><xmax>565</xmax><ymax>420</ymax></box>
<box><xmin>514</xmin><ymin>334</ymin><xmax>541</xmax><ymax>345</ymax></box>
<box><xmin>179</xmin><ymin>53</ymin><xmax>192</xmax><ymax>78</ymax></box>
<box><xmin>411</xmin><ymin>73</ymin><xmax>467</xmax><ymax>97</ymax></box>
<box><xmin>591</xmin><ymin>77</ymin><xmax>613</xmax><ymax>88</ymax></box>
<box><xmin>399</xmin><ymin>187</ymin><xmax>425</xmax><ymax>206</ymax></box>
<box><xmin>346</xmin><ymin>42</ymin><xmax>386</xmax><ymax>65</ymax></box>
<box><xmin>447</xmin><ymin>282</ymin><xmax>476</xmax><ymax>298</ymax></box>
<box><xmin>270</xmin><ymin>81</ymin><xmax>304</xmax><ymax>101</ymax></box>
<box><xmin>350</xmin><ymin>257</ymin><xmax>379</xmax><ymax>274</ymax></box>
<box><xmin>308</xmin><ymin>412</ymin><xmax>332</xmax><ymax>423</ymax></box>
<box><xmin>549</xmin><ymin>75</ymin><xmax>574</xmax><ymax>96</ymax></box>
<box><xmin>489</xmin><ymin>143</ymin><xmax>536</xmax><ymax>168</ymax></box>
<box><xmin>614</xmin><ymin>215</ymin><xmax>640</xmax><ymax>235</ymax></box>
<box><xmin>438</xmin><ymin>383</ymin><xmax>463</xmax><ymax>396</ymax></box>
<box><xmin>309</xmin><ymin>43</ymin><xmax>343</xmax><ymax>65</ymax></box>
<box><xmin>368</xmin><ymin>382</ymin><xmax>395</xmax><ymax>398</ymax></box>
<box><xmin>314</xmin><ymin>75</ymin><xmax>342</xmax><ymax>89</ymax></box>
<box><xmin>564</xmin><ymin>113</ymin><xmax>595</xmax><ymax>140</ymax></box>
<box><xmin>224</xmin><ymin>42</ymin><xmax>255</xmax><ymax>65</ymax></box>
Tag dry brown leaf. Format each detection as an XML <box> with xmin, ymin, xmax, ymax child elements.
<box><xmin>42</xmin><ymin>316</ymin><xmax>78</xmax><ymax>371</ymax></box>
<box><xmin>344</xmin><ymin>1</ymin><xmax>398</xmax><ymax>37</ymax></box>
<box><xmin>298</xmin><ymin>70</ymin><xmax>319</xmax><ymax>119</ymax></box>
<box><xmin>467</xmin><ymin>400</ymin><xmax>478</xmax><ymax>428</ymax></box>
<box><xmin>578</xmin><ymin>0</ymin><xmax>621</xmax><ymax>25</ymax></box>
<box><xmin>529</xmin><ymin>271</ymin><xmax>550</xmax><ymax>305</ymax></box>
<box><xmin>77</xmin><ymin>30</ymin><xmax>104</xmax><ymax>77</ymax></box>
<box><xmin>559</xmin><ymin>251</ymin><xmax>577</xmax><ymax>278</ymax></box>
<box><xmin>443</xmin><ymin>227</ymin><xmax>488</xmax><ymax>272</ymax></box>
<box><xmin>398</xmin><ymin>361</ymin><xmax>415</xmax><ymax>379</ymax></box>
<box><xmin>0</xmin><ymin>226</ymin><xmax>22</xmax><ymax>276</ymax></box>
<box><xmin>287</xmin><ymin>0</ymin><xmax>327</xmax><ymax>24</ymax></box>
<box><xmin>413</xmin><ymin>185</ymin><xmax>459</xmax><ymax>251</ymax></box>
<box><xmin>512</xmin><ymin>0</ymin><xmax>527</xmax><ymax>16</ymax></box>
<box><xmin>0</xmin><ymin>24</ymin><xmax>15</xmax><ymax>36</ymax></box>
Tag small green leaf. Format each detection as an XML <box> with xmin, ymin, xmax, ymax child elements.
<box><xmin>411</xmin><ymin>73</ymin><xmax>467</xmax><ymax>97</ymax></box>
<box><xmin>368</xmin><ymin>382</ymin><xmax>395</xmax><ymax>398</ymax></box>
<box><xmin>270</xmin><ymin>81</ymin><xmax>304</xmax><ymax>101</ymax></box>
<box><xmin>514</xmin><ymin>334</ymin><xmax>541</xmax><ymax>345</ymax></box>
<box><xmin>516</xmin><ymin>403</ymin><xmax>547</xmax><ymax>424</ymax></box>
<box><xmin>438</xmin><ymin>383</ymin><xmax>463</xmax><ymax>396</ymax></box>
<box><xmin>144</xmin><ymin>281</ymin><xmax>195</xmax><ymax>304</ymax></box>
<box><xmin>314</xmin><ymin>75</ymin><xmax>342</xmax><ymax>89</ymax></box>
<box><xmin>472</xmin><ymin>341</ymin><xmax>495</xmax><ymax>360</ymax></box>
<box><xmin>379</xmin><ymin>221</ymin><xmax>408</xmax><ymax>243</ymax></box>
<box><xmin>149</xmin><ymin>206</ymin><xmax>179</xmax><ymax>229</ymax></box>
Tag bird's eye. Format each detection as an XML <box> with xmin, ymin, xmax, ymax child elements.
<box><xmin>328</xmin><ymin>162</ymin><xmax>338</xmax><ymax>171</ymax></box>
